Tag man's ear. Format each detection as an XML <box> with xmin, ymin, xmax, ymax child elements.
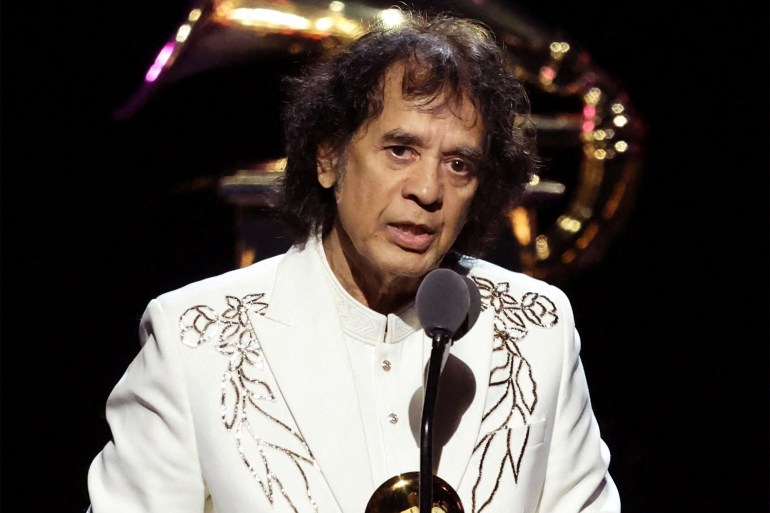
<box><xmin>316</xmin><ymin>144</ymin><xmax>338</xmax><ymax>189</ymax></box>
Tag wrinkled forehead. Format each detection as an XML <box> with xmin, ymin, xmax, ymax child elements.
<box><xmin>378</xmin><ymin>61</ymin><xmax>482</xmax><ymax>127</ymax></box>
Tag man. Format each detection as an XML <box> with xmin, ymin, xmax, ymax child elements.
<box><xmin>88</xmin><ymin>11</ymin><xmax>620</xmax><ymax>513</ymax></box>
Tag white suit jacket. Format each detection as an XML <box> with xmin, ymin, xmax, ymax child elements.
<box><xmin>88</xmin><ymin>236</ymin><xmax>620</xmax><ymax>513</ymax></box>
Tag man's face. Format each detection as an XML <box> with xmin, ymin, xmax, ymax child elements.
<box><xmin>318</xmin><ymin>65</ymin><xmax>484</xmax><ymax>298</ymax></box>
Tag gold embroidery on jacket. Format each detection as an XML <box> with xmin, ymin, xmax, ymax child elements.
<box><xmin>470</xmin><ymin>277</ymin><xmax>558</xmax><ymax>513</ymax></box>
<box><xmin>180</xmin><ymin>294</ymin><xmax>320</xmax><ymax>512</ymax></box>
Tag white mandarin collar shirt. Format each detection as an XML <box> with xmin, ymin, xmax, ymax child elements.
<box><xmin>315</xmin><ymin>241</ymin><xmax>430</xmax><ymax>488</ymax></box>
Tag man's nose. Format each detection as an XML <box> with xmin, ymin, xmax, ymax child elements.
<box><xmin>402</xmin><ymin>159</ymin><xmax>443</xmax><ymax>209</ymax></box>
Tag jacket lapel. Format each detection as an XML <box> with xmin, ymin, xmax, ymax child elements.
<box><xmin>245</xmin><ymin>242</ymin><xmax>374</xmax><ymax>513</ymax></box>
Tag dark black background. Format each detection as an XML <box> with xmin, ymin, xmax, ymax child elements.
<box><xmin>2</xmin><ymin>1</ymin><xmax>768</xmax><ymax>512</ymax></box>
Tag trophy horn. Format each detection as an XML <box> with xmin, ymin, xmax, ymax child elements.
<box><xmin>366</xmin><ymin>472</ymin><xmax>463</xmax><ymax>513</ymax></box>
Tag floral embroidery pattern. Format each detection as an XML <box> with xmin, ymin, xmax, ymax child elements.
<box><xmin>179</xmin><ymin>294</ymin><xmax>320</xmax><ymax>512</ymax></box>
<box><xmin>469</xmin><ymin>277</ymin><xmax>558</xmax><ymax>513</ymax></box>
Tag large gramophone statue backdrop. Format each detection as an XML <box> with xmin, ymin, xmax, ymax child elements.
<box><xmin>118</xmin><ymin>0</ymin><xmax>645</xmax><ymax>285</ymax></box>
<box><xmin>122</xmin><ymin>0</ymin><xmax>645</xmax><ymax>283</ymax></box>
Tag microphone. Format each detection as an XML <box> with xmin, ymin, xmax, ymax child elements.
<box><xmin>416</xmin><ymin>268</ymin><xmax>471</xmax><ymax>340</ymax></box>
<box><xmin>415</xmin><ymin>268</ymin><xmax>477</xmax><ymax>513</ymax></box>
<box><xmin>416</xmin><ymin>268</ymin><xmax>481</xmax><ymax>342</ymax></box>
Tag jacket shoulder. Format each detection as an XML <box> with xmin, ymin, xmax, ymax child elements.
<box><xmin>461</xmin><ymin>256</ymin><xmax>573</xmax><ymax>313</ymax></box>
<box><xmin>464</xmin><ymin>257</ymin><xmax>563</xmax><ymax>293</ymax></box>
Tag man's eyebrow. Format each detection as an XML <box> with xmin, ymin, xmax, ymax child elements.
<box><xmin>381</xmin><ymin>128</ymin><xmax>423</xmax><ymax>147</ymax></box>
<box><xmin>381</xmin><ymin>128</ymin><xmax>483</xmax><ymax>163</ymax></box>
<box><xmin>453</xmin><ymin>146</ymin><xmax>484</xmax><ymax>165</ymax></box>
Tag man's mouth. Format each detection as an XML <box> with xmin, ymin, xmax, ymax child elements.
<box><xmin>388</xmin><ymin>223</ymin><xmax>436</xmax><ymax>251</ymax></box>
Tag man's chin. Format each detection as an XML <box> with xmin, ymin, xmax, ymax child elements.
<box><xmin>381</xmin><ymin>251</ymin><xmax>442</xmax><ymax>279</ymax></box>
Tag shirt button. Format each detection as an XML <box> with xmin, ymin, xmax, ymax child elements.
<box><xmin>387</xmin><ymin>413</ymin><xmax>398</xmax><ymax>424</ymax></box>
<box><xmin>381</xmin><ymin>360</ymin><xmax>392</xmax><ymax>371</ymax></box>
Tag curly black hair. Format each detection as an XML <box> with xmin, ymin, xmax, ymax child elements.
<box><xmin>277</xmin><ymin>9</ymin><xmax>539</xmax><ymax>257</ymax></box>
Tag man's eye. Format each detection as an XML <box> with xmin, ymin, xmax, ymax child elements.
<box><xmin>387</xmin><ymin>146</ymin><xmax>412</xmax><ymax>159</ymax></box>
<box><xmin>449</xmin><ymin>159</ymin><xmax>470</xmax><ymax>173</ymax></box>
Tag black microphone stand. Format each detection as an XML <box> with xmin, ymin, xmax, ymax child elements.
<box><xmin>420</xmin><ymin>331</ymin><xmax>453</xmax><ymax>513</ymax></box>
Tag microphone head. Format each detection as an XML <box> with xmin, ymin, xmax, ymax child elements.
<box><xmin>416</xmin><ymin>268</ymin><xmax>470</xmax><ymax>338</ymax></box>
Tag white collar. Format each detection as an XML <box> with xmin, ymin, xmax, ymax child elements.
<box><xmin>313</xmin><ymin>236</ymin><xmax>421</xmax><ymax>345</ymax></box>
